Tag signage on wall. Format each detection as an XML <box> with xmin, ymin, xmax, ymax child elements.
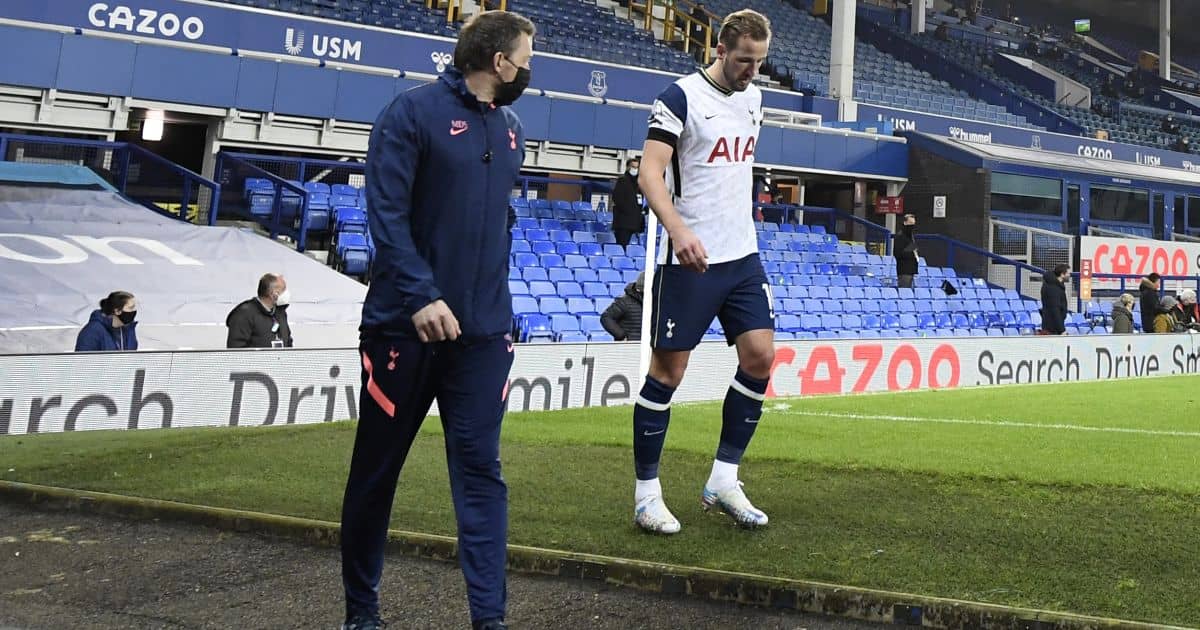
<box><xmin>933</xmin><ymin>195</ymin><xmax>947</xmax><ymax>218</ymax></box>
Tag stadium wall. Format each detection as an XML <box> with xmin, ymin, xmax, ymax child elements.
<box><xmin>4</xmin><ymin>334</ymin><xmax>1199</xmax><ymax>435</ymax></box>
<box><xmin>902</xmin><ymin>144</ymin><xmax>992</xmax><ymax>253</ymax></box>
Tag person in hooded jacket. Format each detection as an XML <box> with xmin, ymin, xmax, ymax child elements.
<box><xmin>1110</xmin><ymin>293</ymin><xmax>1135</xmax><ymax>334</ymax></box>
<box><xmin>601</xmin><ymin>272</ymin><xmax>645</xmax><ymax>341</ymax></box>
<box><xmin>226</xmin><ymin>273</ymin><xmax>293</xmax><ymax>348</ymax></box>
<box><xmin>1154</xmin><ymin>295</ymin><xmax>1185</xmax><ymax>333</ymax></box>
<box><xmin>1139</xmin><ymin>273</ymin><xmax>1160</xmax><ymax>331</ymax></box>
<box><xmin>75</xmin><ymin>291</ymin><xmax>138</xmax><ymax>352</ymax></box>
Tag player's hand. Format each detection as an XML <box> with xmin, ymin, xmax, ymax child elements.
<box><xmin>412</xmin><ymin>300</ymin><xmax>461</xmax><ymax>343</ymax></box>
<box><xmin>670</xmin><ymin>225</ymin><xmax>708</xmax><ymax>273</ymax></box>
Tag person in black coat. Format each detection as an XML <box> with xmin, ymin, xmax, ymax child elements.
<box><xmin>226</xmin><ymin>273</ymin><xmax>293</xmax><ymax>348</ymax></box>
<box><xmin>1039</xmin><ymin>264</ymin><xmax>1070</xmax><ymax>335</ymax></box>
<box><xmin>893</xmin><ymin>214</ymin><xmax>919</xmax><ymax>289</ymax></box>
<box><xmin>601</xmin><ymin>273</ymin><xmax>644</xmax><ymax>341</ymax></box>
<box><xmin>1138</xmin><ymin>273</ymin><xmax>1160</xmax><ymax>332</ymax></box>
<box><xmin>611</xmin><ymin>157</ymin><xmax>644</xmax><ymax>248</ymax></box>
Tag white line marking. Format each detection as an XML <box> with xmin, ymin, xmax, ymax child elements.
<box><xmin>781</xmin><ymin>411</ymin><xmax>1200</xmax><ymax>438</ymax></box>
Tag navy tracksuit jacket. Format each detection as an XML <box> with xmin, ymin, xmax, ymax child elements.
<box><xmin>342</xmin><ymin>66</ymin><xmax>523</xmax><ymax>627</ymax></box>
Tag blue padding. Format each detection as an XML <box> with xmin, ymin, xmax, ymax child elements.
<box><xmin>334</xmin><ymin>70</ymin><xmax>395</xmax><ymax>123</ymax></box>
<box><xmin>755</xmin><ymin>126</ymin><xmax>784</xmax><ymax>166</ymax></box>
<box><xmin>235</xmin><ymin>58</ymin><xmax>278</xmax><ymax>112</ymax></box>
<box><xmin>57</xmin><ymin>36</ymin><xmax>135</xmax><ymax>96</ymax></box>
<box><xmin>133</xmin><ymin>46</ymin><xmax>238</xmax><ymax>107</ymax></box>
<box><xmin>510</xmin><ymin>95</ymin><xmax>551</xmax><ymax>141</ymax></box>
<box><xmin>274</xmin><ymin>64</ymin><xmax>338</xmax><ymax>119</ymax></box>
<box><xmin>548</xmin><ymin>99</ymin><xmax>596</xmax><ymax>146</ymax></box>
<box><xmin>0</xmin><ymin>26</ymin><xmax>61</xmax><ymax>89</ymax></box>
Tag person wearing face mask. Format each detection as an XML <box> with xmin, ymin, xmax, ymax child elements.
<box><xmin>225</xmin><ymin>273</ymin><xmax>293</xmax><ymax>348</ymax></box>
<box><xmin>75</xmin><ymin>290</ymin><xmax>139</xmax><ymax>352</ymax></box>
<box><xmin>611</xmin><ymin>155</ymin><xmax>644</xmax><ymax>248</ymax></box>
<box><xmin>342</xmin><ymin>10</ymin><xmax>533</xmax><ymax>630</ymax></box>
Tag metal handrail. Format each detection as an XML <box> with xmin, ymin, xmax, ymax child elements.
<box><xmin>0</xmin><ymin>132</ymin><xmax>221</xmax><ymax>223</ymax></box>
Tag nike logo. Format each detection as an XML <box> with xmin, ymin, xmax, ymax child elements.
<box><xmin>450</xmin><ymin>127</ymin><xmax>468</xmax><ymax>136</ymax></box>
<box><xmin>744</xmin><ymin>417</ymin><xmax>759</xmax><ymax>424</ymax></box>
<box><xmin>642</xmin><ymin>429</ymin><xmax>666</xmax><ymax>436</ymax></box>
<box><xmin>704</xmin><ymin>113</ymin><xmax>719</xmax><ymax>119</ymax></box>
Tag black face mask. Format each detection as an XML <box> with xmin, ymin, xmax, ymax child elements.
<box><xmin>494</xmin><ymin>57</ymin><xmax>530</xmax><ymax>106</ymax></box>
<box><xmin>118</xmin><ymin>311</ymin><xmax>137</xmax><ymax>325</ymax></box>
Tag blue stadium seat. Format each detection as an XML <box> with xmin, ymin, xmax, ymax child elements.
<box><xmin>579</xmin><ymin>242</ymin><xmax>603</xmax><ymax>257</ymax></box>
<box><xmin>521</xmin><ymin>267</ymin><xmax>548</xmax><ymax>283</ymax></box>
<box><xmin>557</xmin><ymin>282</ymin><xmax>584</xmax><ymax>297</ymax></box>
<box><xmin>529</xmin><ymin>281</ymin><xmax>556</xmax><ymax>297</ymax></box>
<box><xmin>520</xmin><ymin>314</ymin><xmax>554</xmax><ymax>342</ymax></box>
<box><xmin>568</xmin><ymin>297</ymin><xmax>598</xmax><ymax>315</ymax></box>
<box><xmin>548</xmin><ymin>268</ymin><xmax>574</xmax><ymax>283</ymax></box>
<box><xmin>509</xmin><ymin>280</ymin><xmax>530</xmax><ymax>296</ymax></box>
<box><xmin>540</xmin><ymin>297</ymin><xmax>569</xmax><ymax>315</ymax></box>
<box><xmin>583</xmin><ymin>282</ymin><xmax>609</xmax><ymax>299</ymax></box>
<box><xmin>530</xmin><ymin>241</ymin><xmax>555</xmax><ymax>255</ymax></box>
<box><xmin>336</xmin><ymin>233</ymin><xmax>372</xmax><ymax>275</ymax></box>
<box><xmin>334</xmin><ymin>207</ymin><xmax>367</xmax><ymax>234</ymax></box>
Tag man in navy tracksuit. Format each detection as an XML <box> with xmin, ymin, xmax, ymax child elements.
<box><xmin>340</xmin><ymin>11</ymin><xmax>534</xmax><ymax>630</ymax></box>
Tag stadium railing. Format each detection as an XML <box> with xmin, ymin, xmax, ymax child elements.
<box><xmin>0</xmin><ymin>133</ymin><xmax>220</xmax><ymax>224</ymax></box>
<box><xmin>213</xmin><ymin>153</ymin><xmax>312</xmax><ymax>249</ymax></box>
<box><xmin>1075</xmin><ymin>273</ymin><xmax>1200</xmax><ymax>314</ymax></box>
<box><xmin>794</xmin><ymin>206</ymin><xmax>894</xmax><ymax>256</ymax></box>
<box><xmin>916</xmin><ymin>233</ymin><xmax>1046</xmax><ymax>298</ymax></box>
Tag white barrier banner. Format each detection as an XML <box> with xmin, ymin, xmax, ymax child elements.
<box><xmin>1080</xmin><ymin>236</ymin><xmax>1200</xmax><ymax>290</ymax></box>
<box><xmin>2</xmin><ymin>335</ymin><xmax>1200</xmax><ymax>435</ymax></box>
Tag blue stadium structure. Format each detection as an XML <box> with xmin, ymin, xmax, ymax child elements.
<box><xmin>0</xmin><ymin>0</ymin><xmax>1196</xmax><ymax>350</ymax></box>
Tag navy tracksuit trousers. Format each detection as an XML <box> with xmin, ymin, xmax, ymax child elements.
<box><xmin>341</xmin><ymin>335</ymin><xmax>514</xmax><ymax>625</ymax></box>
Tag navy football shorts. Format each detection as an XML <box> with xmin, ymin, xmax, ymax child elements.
<box><xmin>649</xmin><ymin>253</ymin><xmax>775</xmax><ymax>351</ymax></box>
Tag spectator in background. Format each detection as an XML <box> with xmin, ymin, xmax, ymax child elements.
<box><xmin>1111</xmin><ymin>293</ymin><xmax>1135</xmax><ymax>334</ymax></box>
<box><xmin>893</xmin><ymin>213</ymin><xmax>918</xmax><ymax>289</ymax></box>
<box><xmin>1162</xmin><ymin>114</ymin><xmax>1180</xmax><ymax>134</ymax></box>
<box><xmin>611</xmin><ymin>156</ymin><xmax>645</xmax><ymax>248</ymax></box>
<box><xmin>226</xmin><ymin>273</ymin><xmax>293</xmax><ymax>348</ymax></box>
<box><xmin>601</xmin><ymin>272</ymin><xmax>645</xmax><ymax>341</ymax></box>
<box><xmin>75</xmin><ymin>290</ymin><xmax>139</xmax><ymax>352</ymax></box>
<box><xmin>1153</xmin><ymin>296</ymin><xmax>1184</xmax><ymax>333</ymax></box>
<box><xmin>690</xmin><ymin>2</ymin><xmax>709</xmax><ymax>62</ymax></box>
<box><xmin>1039</xmin><ymin>264</ymin><xmax>1069</xmax><ymax>335</ymax></box>
<box><xmin>1139</xmin><ymin>272</ymin><xmax>1161</xmax><ymax>332</ymax></box>
<box><xmin>1174</xmin><ymin>136</ymin><xmax>1191</xmax><ymax>153</ymax></box>
<box><xmin>1172</xmin><ymin>289</ymin><xmax>1200</xmax><ymax>327</ymax></box>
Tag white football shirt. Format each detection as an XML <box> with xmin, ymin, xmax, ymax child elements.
<box><xmin>647</xmin><ymin>71</ymin><xmax>763</xmax><ymax>265</ymax></box>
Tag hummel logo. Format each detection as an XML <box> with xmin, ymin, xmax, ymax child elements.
<box><xmin>643</xmin><ymin>429</ymin><xmax>666</xmax><ymax>436</ymax></box>
<box><xmin>450</xmin><ymin>120</ymin><xmax>468</xmax><ymax>136</ymax></box>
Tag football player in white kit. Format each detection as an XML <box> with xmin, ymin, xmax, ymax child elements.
<box><xmin>632</xmin><ymin>9</ymin><xmax>776</xmax><ymax>534</ymax></box>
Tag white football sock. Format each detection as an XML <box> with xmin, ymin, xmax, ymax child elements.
<box><xmin>635</xmin><ymin>477</ymin><xmax>662</xmax><ymax>503</ymax></box>
<box><xmin>706</xmin><ymin>460</ymin><xmax>739</xmax><ymax>492</ymax></box>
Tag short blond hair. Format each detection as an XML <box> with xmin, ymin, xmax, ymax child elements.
<box><xmin>1118</xmin><ymin>293</ymin><xmax>1135</xmax><ymax>307</ymax></box>
<box><xmin>718</xmin><ymin>9</ymin><xmax>771</xmax><ymax>51</ymax></box>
